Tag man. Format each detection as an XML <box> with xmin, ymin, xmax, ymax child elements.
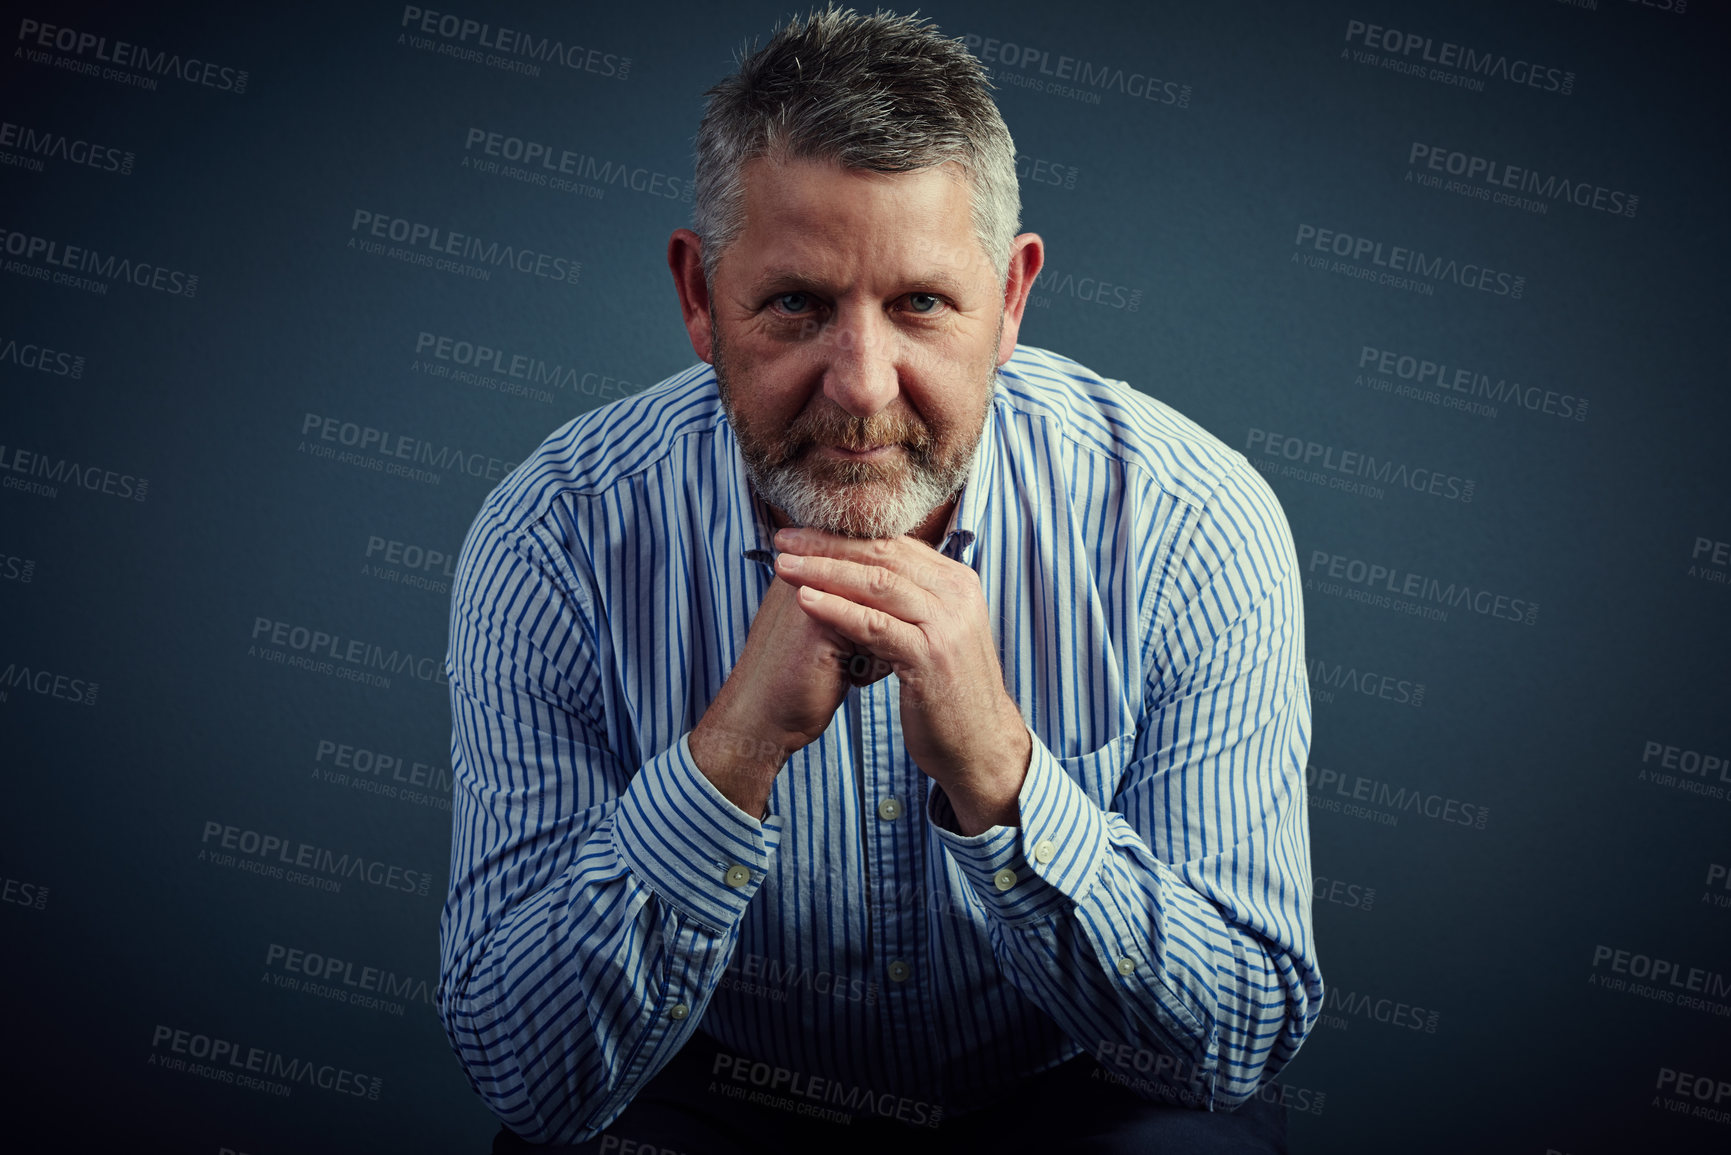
<box><xmin>439</xmin><ymin>8</ymin><xmax>1322</xmax><ymax>1153</ymax></box>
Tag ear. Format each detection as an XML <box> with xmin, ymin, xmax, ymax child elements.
<box><xmin>668</xmin><ymin>228</ymin><xmax>715</xmax><ymax>363</ymax></box>
<box><xmin>995</xmin><ymin>233</ymin><xmax>1045</xmax><ymax>365</ymax></box>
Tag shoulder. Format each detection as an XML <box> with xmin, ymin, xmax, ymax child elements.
<box><xmin>996</xmin><ymin>343</ymin><xmax>1267</xmax><ymax>517</ymax></box>
<box><xmin>472</xmin><ymin>361</ymin><xmax>724</xmax><ymax>538</ymax></box>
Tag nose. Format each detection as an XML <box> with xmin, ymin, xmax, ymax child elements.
<box><xmin>820</xmin><ymin>307</ymin><xmax>899</xmax><ymax>420</ymax></box>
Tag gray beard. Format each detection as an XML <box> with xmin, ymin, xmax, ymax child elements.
<box><xmin>748</xmin><ymin>436</ymin><xmax>979</xmax><ymax>540</ymax></box>
<box><xmin>713</xmin><ymin>330</ymin><xmax>995</xmax><ymax>540</ymax></box>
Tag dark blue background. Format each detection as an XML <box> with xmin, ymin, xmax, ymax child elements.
<box><xmin>2</xmin><ymin>1</ymin><xmax>1727</xmax><ymax>1150</ymax></box>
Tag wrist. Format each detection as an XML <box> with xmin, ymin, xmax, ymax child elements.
<box><xmin>941</xmin><ymin>715</ymin><xmax>1032</xmax><ymax>836</ymax></box>
<box><xmin>689</xmin><ymin>704</ymin><xmax>793</xmax><ymax>818</ymax></box>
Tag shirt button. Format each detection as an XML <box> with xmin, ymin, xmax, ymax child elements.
<box><xmin>724</xmin><ymin>864</ymin><xmax>752</xmax><ymax>888</ymax></box>
<box><xmin>993</xmin><ymin>867</ymin><xmax>1017</xmax><ymax>892</ymax></box>
<box><xmin>1115</xmin><ymin>957</ymin><xmax>1137</xmax><ymax>976</ymax></box>
<box><xmin>877</xmin><ymin>797</ymin><xmax>903</xmax><ymax>821</ymax></box>
<box><xmin>887</xmin><ymin>960</ymin><xmax>911</xmax><ymax>983</ymax></box>
<box><xmin>669</xmin><ymin>1003</ymin><xmax>690</xmax><ymax>1020</ymax></box>
<box><xmin>1033</xmin><ymin>839</ymin><xmax>1057</xmax><ymax>864</ymax></box>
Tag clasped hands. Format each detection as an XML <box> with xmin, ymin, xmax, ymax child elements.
<box><xmin>689</xmin><ymin>525</ymin><xmax>1031</xmax><ymax>836</ymax></box>
<box><xmin>776</xmin><ymin>525</ymin><xmax>1033</xmax><ymax>834</ymax></box>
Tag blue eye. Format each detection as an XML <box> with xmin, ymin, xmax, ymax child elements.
<box><xmin>907</xmin><ymin>293</ymin><xmax>941</xmax><ymax>314</ymax></box>
<box><xmin>775</xmin><ymin>292</ymin><xmax>812</xmax><ymax>314</ymax></box>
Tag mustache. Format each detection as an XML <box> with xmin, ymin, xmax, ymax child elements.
<box><xmin>782</xmin><ymin>405</ymin><xmax>935</xmax><ymax>457</ymax></box>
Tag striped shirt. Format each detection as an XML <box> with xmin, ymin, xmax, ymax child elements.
<box><xmin>438</xmin><ymin>343</ymin><xmax>1324</xmax><ymax>1143</ymax></box>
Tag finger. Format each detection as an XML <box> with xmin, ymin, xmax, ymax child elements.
<box><xmin>792</xmin><ymin>586</ymin><xmax>922</xmax><ymax>667</ymax></box>
<box><xmin>774</xmin><ymin>528</ymin><xmax>951</xmax><ymax>592</ymax></box>
<box><xmin>840</xmin><ymin>648</ymin><xmax>895</xmax><ymax>688</ymax></box>
<box><xmin>775</xmin><ymin>551</ymin><xmax>937</xmax><ymax>625</ymax></box>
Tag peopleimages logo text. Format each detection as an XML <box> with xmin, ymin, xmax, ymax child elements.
<box><xmin>1358</xmin><ymin>345</ymin><xmax>1587</xmax><ymax>421</ymax></box>
<box><xmin>349</xmin><ymin>211</ymin><xmax>579</xmax><ymax>284</ymax></box>
<box><xmin>1295</xmin><ymin>224</ymin><xmax>1524</xmax><ymax>297</ymax></box>
<box><xmin>0</xmin><ymin>120</ymin><xmax>134</xmax><ymax>174</ymax></box>
<box><xmin>399</xmin><ymin>6</ymin><xmax>629</xmax><ymax>78</ymax></box>
<box><xmin>413</xmin><ymin>331</ymin><xmax>641</xmax><ymax>399</ymax></box>
<box><xmin>1306</xmin><ymin>655</ymin><xmax>1425</xmax><ymax>707</ymax></box>
<box><xmin>463</xmin><ymin>129</ymin><xmax>688</xmax><ymax>200</ymax></box>
<box><xmin>0</xmin><ymin>443</ymin><xmax>148</xmax><ymax>501</ymax></box>
<box><xmin>0</xmin><ymin>661</ymin><xmax>98</xmax><ymax>705</ymax></box>
<box><xmin>1325</xmin><ymin>987</ymin><xmax>1441</xmax><ymax>1032</ymax></box>
<box><xmin>1407</xmin><ymin>143</ymin><xmax>1636</xmax><ymax>217</ymax></box>
<box><xmin>265</xmin><ymin>943</ymin><xmax>435</xmax><ymax>1011</ymax></box>
<box><xmin>16</xmin><ymin>17</ymin><xmax>250</xmax><ymax>92</ymax></box>
<box><xmin>0</xmin><ymin>227</ymin><xmax>197</xmax><ymax>296</ymax></box>
<box><xmin>1343</xmin><ymin>19</ymin><xmax>1573</xmax><ymax>94</ymax></box>
<box><xmin>959</xmin><ymin>33</ymin><xmax>1189</xmax><ymax>106</ymax></box>
<box><xmin>1246</xmin><ymin>428</ymin><xmax>1474</xmax><ymax>502</ymax></box>
<box><xmin>251</xmin><ymin>616</ymin><xmax>448</xmax><ymax>686</ymax></box>
<box><xmin>1307</xmin><ymin>550</ymin><xmax>1539</xmax><ymax>625</ymax></box>
<box><xmin>149</xmin><ymin>1025</ymin><xmax>380</xmax><ymax>1098</ymax></box>
<box><xmin>0</xmin><ymin>334</ymin><xmax>85</xmax><ymax>378</ymax></box>
<box><xmin>200</xmin><ymin>820</ymin><xmax>433</xmax><ymax>897</ymax></box>
<box><xmin>1592</xmin><ymin>945</ymin><xmax>1731</xmax><ymax>1000</ymax></box>
<box><xmin>300</xmin><ymin>413</ymin><xmax>518</xmax><ymax>482</ymax></box>
<box><xmin>1307</xmin><ymin>763</ymin><xmax>1489</xmax><ymax>830</ymax></box>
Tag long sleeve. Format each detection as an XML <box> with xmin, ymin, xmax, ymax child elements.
<box><xmin>436</xmin><ymin>508</ymin><xmax>783</xmax><ymax>1143</ymax></box>
<box><xmin>928</xmin><ymin>457</ymin><xmax>1323</xmax><ymax>1110</ymax></box>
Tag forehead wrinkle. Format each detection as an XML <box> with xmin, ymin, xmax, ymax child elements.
<box><xmin>729</xmin><ymin>157</ymin><xmax>984</xmax><ymax>297</ymax></box>
<box><xmin>744</xmin><ymin>262</ymin><xmax>972</xmax><ymax>299</ymax></box>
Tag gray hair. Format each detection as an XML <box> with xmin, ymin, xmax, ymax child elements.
<box><xmin>692</xmin><ymin>5</ymin><xmax>1020</xmax><ymax>286</ymax></box>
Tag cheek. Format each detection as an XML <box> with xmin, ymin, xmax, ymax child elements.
<box><xmin>732</xmin><ymin>359</ymin><xmax>813</xmax><ymax>427</ymax></box>
<box><xmin>910</xmin><ymin>359</ymin><xmax>990</xmax><ymax>429</ymax></box>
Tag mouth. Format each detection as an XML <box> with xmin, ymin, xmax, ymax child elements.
<box><xmin>818</xmin><ymin>443</ymin><xmax>899</xmax><ymax>460</ymax></box>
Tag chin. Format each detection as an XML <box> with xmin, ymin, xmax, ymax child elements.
<box><xmin>793</xmin><ymin>488</ymin><xmax>928</xmax><ymax>540</ymax></box>
<box><xmin>760</xmin><ymin>469</ymin><xmax>938</xmax><ymax>540</ymax></box>
<box><xmin>820</xmin><ymin>508</ymin><xmax>923</xmax><ymax>540</ymax></box>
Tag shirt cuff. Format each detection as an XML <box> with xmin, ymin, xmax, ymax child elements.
<box><xmin>613</xmin><ymin>731</ymin><xmax>785</xmax><ymax>934</ymax></box>
<box><xmin>927</xmin><ymin>725</ymin><xmax>1109</xmax><ymax>923</ymax></box>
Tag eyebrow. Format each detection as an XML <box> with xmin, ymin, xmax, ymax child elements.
<box><xmin>746</xmin><ymin>267</ymin><xmax>972</xmax><ymax>298</ymax></box>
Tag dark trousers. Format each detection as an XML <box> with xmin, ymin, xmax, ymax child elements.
<box><xmin>493</xmin><ymin>1031</ymin><xmax>1288</xmax><ymax>1155</ymax></box>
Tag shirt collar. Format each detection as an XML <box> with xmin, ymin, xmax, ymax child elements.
<box><xmin>726</xmin><ymin>373</ymin><xmax>1003</xmax><ymax>570</ymax></box>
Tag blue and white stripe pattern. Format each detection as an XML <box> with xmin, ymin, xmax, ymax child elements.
<box><xmin>438</xmin><ymin>343</ymin><xmax>1324</xmax><ymax>1143</ymax></box>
